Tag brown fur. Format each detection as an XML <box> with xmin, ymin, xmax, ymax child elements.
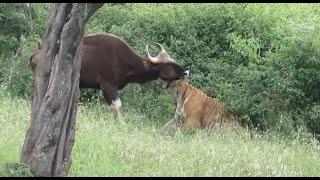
<box><xmin>30</xmin><ymin>33</ymin><xmax>188</xmax><ymax>118</ymax></box>
<box><xmin>80</xmin><ymin>33</ymin><xmax>187</xmax><ymax>104</ymax></box>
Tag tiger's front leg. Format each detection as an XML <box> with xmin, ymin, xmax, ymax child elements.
<box><xmin>161</xmin><ymin>107</ymin><xmax>181</xmax><ymax>134</ymax></box>
<box><xmin>160</xmin><ymin>117</ymin><xmax>179</xmax><ymax>135</ymax></box>
<box><xmin>162</xmin><ymin>118</ymin><xmax>176</xmax><ymax>129</ymax></box>
<box><xmin>181</xmin><ymin>116</ymin><xmax>202</xmax><ymax>133</ymax></box>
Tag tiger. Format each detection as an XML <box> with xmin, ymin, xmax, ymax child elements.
<box><xmin>159</xmin><ymin>79</ymin><xmax>242</xmax><ymax>132</ymax></box>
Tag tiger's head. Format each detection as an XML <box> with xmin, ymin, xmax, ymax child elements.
<box><xmin>158</xmin><ymin>79</ymin><xmax>189</xmax><ymax>98</ymax></box>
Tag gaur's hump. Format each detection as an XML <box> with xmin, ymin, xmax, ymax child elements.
<box><xmin>84</xmin><ymin>33</ymin><xmax>125</xmax><ymax>46</ymax></box>
<box><xmin>83</xmin><ymin>33</ymin><xmax>140</xmax><ymax>57</ymax></box>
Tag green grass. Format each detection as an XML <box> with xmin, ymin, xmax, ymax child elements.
<box><xmin>0</xmin><ymin>89</ymin><xmax>319</xmax><ymax>176</ymax></box>
<box><xmin>0</xmin><ymin>93</ymin><xmax>30</xmax><ymax>164</ymax></box>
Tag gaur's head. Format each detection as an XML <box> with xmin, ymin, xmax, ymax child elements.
<box><xmin>145</xmin><ymin>43</ymin><xmax>189</xmax><ymax>87</ymax></box>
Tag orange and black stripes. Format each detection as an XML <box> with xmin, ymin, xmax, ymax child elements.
<box><xmin>165</xmin><ymin>80</ymin><xmax>241</xmax><ymax>131</ymax></box>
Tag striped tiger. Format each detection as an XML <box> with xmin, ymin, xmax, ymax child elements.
<box><xmin>160</xmin><ymin>79</ymin><xmax>242</xmax><ymax>132</ymax></box>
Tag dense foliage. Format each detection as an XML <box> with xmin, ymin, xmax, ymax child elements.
<box><xmin>0</xmin><ymin>3</ymin><xmax>319</xmax><ymax>136</ymax></box>
<box><xmin>0</xmin><ymin>3</ymin><xmax>48</xmax><ymax>97</ymax></box>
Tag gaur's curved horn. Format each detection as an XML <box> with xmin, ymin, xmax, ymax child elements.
<box><xmin>154</xmin><ymin>43</ymin><xmax>167</xmax><ymax>54</ymax></box>
<box><xmin>154</xmin><ymin>43</ymin><xmax>176</xmax><ymax>63</ymax></box>
<box><xmin>145</xmin><ymin>44</ymin><xmax>159</xmax><ymax>63</ymax></box>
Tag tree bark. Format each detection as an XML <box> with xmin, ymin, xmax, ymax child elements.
<box><xmin>20</xmin><ymin>3</ymin><xmax>103</xmax><ymax>176</ymax></box>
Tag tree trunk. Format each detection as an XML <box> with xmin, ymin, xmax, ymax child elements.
<box><xmin>20</xmin><ymin>3</ymin><xmax>103</xmax><ymax>176</ymax></box>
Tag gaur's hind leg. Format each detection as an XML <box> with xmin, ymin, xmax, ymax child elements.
<box><xmin>100</xmin><ymin>82</ymin><xmax>125</xmax><ymax>123</ymax></box>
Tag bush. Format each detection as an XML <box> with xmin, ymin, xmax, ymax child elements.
<box><xmin>0</xmin><ymin>4</ymin><xmax>48</xmax><ymax>97</ymax></box>
<box><xmin>0</xmin><ymin>4</ymin><xmax>30</xmax><ymax>56</ymax></box>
